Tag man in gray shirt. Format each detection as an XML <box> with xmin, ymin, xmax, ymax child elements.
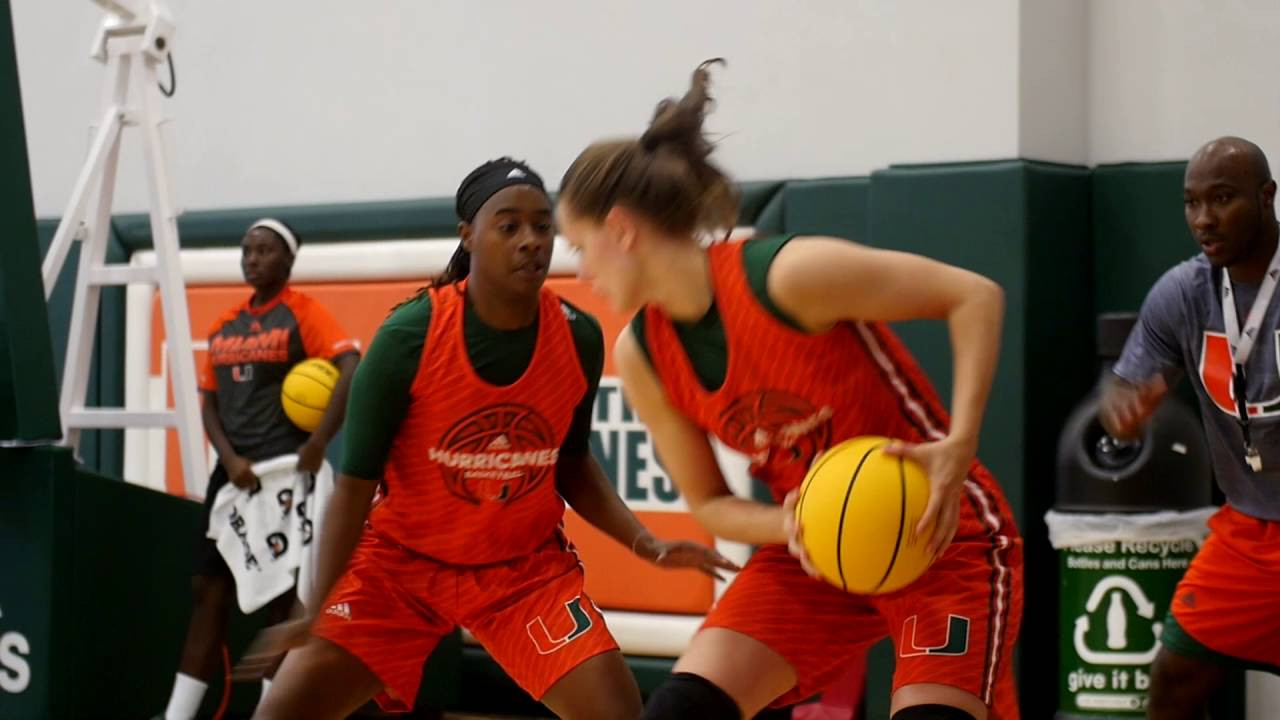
<box><xmin>1103</xmin><ymin>136</ymin><xmax>1280</xmax><ymax>719</ymax></box>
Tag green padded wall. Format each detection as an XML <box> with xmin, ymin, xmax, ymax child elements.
<box><xmin>1093</xmin><ymin>162</ymin><xmax>1193</xmax><ymax>313</ymax></box>
<box><xmin>754</xmin><ymin>176</ymin><xmax>872</xmax><ymax>242</ymax></box>
<box><xmin>113</xmin><ymin>198</ymin><xmax>461</xmax><ymax>252</ymax></box>
<box><xmin>869</xmin><ymin>161</ymin><xmax>1031</xmax><ymax>518</ymax></box>
<box><xmin>864</xmin><ymin>160</ymin><xmax>1094</xmax><ymax>720</ymax></box>
<box><xmin>0</xmin><ymin>0</ymin><xmax>59</xmax><ymax>443</ymax></box>
<box><xmin>1021</xmin><ymin>163</ymin><xmax>1097</xmax><ymax>720</ymax></box>
<box><xmin>112</xmin><ymin>181</ymin><xmax>785</xmax><ymax>253</ymax></box>
<box><xmin>0</xmin><ymin>448</ymin><xmax>202</xmax><ymax>719</ymax></box>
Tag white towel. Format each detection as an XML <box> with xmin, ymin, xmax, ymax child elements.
<box><xmin>207</xmin><ymin>455</ymin><xmax>334</xmax><ymax>614</ymax></box>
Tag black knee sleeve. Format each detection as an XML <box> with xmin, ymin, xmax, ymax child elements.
<box><xmin>892</xmin><ymin>704</ymin><xmax>977</xmax><ymax>720</ymax></box>
<box><xmin>641</xmin><ymin>672</ymin><xmax>741</xmax><ymax>720</ymax></box>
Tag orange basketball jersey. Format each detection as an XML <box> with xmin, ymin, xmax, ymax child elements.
<box><xmin>644</xmin><ymin>239</ymin><xmax>995</xmax><ymax>501</ymax></box>
<box><xmin>368</xmin><ymin>281</ymin><xmax>587</xmax><ymax>564</ymax></box>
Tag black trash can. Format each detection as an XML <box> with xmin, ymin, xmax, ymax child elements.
<box><xmin>1048</xmin><ymin>313</ymin><xmax>1214</xmax><ymax>718</ymax></box>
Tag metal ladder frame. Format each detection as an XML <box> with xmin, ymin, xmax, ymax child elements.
<box><xmin>41</xmin><ymin>0</ymin><xmax>205</xmax><ymax>488</ymax></box>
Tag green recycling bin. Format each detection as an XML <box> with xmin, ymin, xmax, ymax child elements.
<box><xmin>1047</xmin><ymin>510</ymin><xmax>1213</xmax><ymax>716</ymax></box>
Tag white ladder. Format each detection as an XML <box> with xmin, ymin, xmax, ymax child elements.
<box><xmin>41</xmin><ymin>0</ymin><xmax>206</xmax><ymax>490</ymax></box>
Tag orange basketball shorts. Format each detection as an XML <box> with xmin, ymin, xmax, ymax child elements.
<box><xmin>703</xmin><ymin>476</ymin><xmax>1024</xmax><ymax>718</ymax></box>
<box><xmin>312</xmin><ymin>530</ymin><xmax>618</xmax><ymax>711</ymax></box>
<box><xmin>1163</xmin><ymin>504</ymin><xmax>1280</xmax><ymax>671</ymax></box>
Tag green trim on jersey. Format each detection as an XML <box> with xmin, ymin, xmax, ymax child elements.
<box><xmin>631</xmin><ymin>234</ymin><xmax>801</xmax><ymax>392</ymax></box>
<box><xmin>341</xmin><ymin>289</ymin><xmax>604</xmax><ymax>480</ymax></box>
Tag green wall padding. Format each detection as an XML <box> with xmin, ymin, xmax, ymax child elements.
<box><xmin>0</xmin><ymin>448</ymin><xmax>202</xmax><ymax>719</ymax></box>
<box><xmin>113</xmin><ymin>197</ymin><xmax>463</xmax><ymax>252</ymax></box>
<box><xmin>0</xmin><ymin>0</ymin><xmax>60</xmax><ymax>443</ymax></box>
<box><xmin>738</xmin><ymin>180</ymin><xmax>784</xmax><ymax>225</ymax></box>
<box><xmin>1021</xmin><ymin>162</ymin><xmax>1095</xmax><ymax>719</ymax></box>
<box><xmin>861</xmin><ymin>159</ymin><xmax>1093</xmax><ymax>719</ymax></box>
<box><xmin>773</xmin><ymin>177</ymin><xmax>873</xmax><ymax>241</ymax></box>
<box><xmin>868</xmin><ymin>161</ymin><xmax>1029</xmax><ymax>515</ymax></box>
<box><xmin>0</xmin><ymin>447</ymin><xmax>418</xmax><ymax>719</ymax></box>
<box><xmin>113</xmin><ymin>182</ymin><xmax>785</xmax><ymax>254</ymax></box>
<box><xmin>1092</xmin><ymin>162</ymin><xmax>1192</xmax><ymax>313</ymax></box>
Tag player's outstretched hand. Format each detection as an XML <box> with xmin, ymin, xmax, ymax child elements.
<box><xmin>635</xmin><ymin>534</ymin><xmax>741</xmax><ymax>581</ymax></box>
<box><xmin>1099</xmin><ymin>373</ymin><xmax>1168</xmax><ymax>441</ymax></box>
<box><xmin>884</xmin><ymin>435</ymin><xmax>973</xmax><ymax>560</ymax></box>
<box><xmin>781</xmin><ymin>489</ymin><xmax>822</xmax><ymax>579</ymax></box>
<box><xmin>231</xmin><ymin>617</ymin><xmax>311</xmax><ymax>681</ymax></box>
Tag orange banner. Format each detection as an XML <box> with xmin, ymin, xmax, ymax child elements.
<box><xmin>151</xmin><ymin>278</ymin><xmax>715</xmax><ymax>615</ymax></box>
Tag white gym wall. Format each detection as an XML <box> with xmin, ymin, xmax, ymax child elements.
<box><xmin>1088</xmin><ymin>0</ymin><xmax>1280</xmax><ymax>166</ymax></box>
<box><xmin>13</xmin><ymin>0</ymin><xmax>1021</xmax><ymax>215</ymax></box>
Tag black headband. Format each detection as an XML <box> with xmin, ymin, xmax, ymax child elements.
<box><xmin>455</xmin><ymin>157</ymin><xmax>547</xmax><ymax>223</ymax></box>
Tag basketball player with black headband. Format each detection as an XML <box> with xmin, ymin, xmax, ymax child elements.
<box><xmin>234</xmin><ymin>158</ymin><xmax>738</xmax><ymax>720</ymax></box>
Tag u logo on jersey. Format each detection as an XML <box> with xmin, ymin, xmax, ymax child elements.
<box><xmin>428</xmin><ymin>404</ymin><xmax>559</xmax><ymax>505</ymax></box>
<box><xmin>1198</xmin><ymin>331</ymin><xmax>1280</xmax><ymax>418</ymax></box>
<box><xmin>526</xmin><ymin>596</ymin><xmax>594</xmax><ymax>655</ymax></box>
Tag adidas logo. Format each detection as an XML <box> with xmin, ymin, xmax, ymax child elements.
<box><xmin>487</xmin><ymin>435</ymin><xmax>512</xmax><ymax>451</ymax></box>
<box><xmin>507</xmin><ymin>168</ymin><xmax>527</xmax><ymax>179</ymax></box>
<box><xmin>324</xmin><ymin>602</ymin><xmax>352</xmax><ymax>620</ymax></box>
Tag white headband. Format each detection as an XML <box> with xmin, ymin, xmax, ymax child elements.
<box><xmin>249</xmin><ymin>218</ymin><xmax>299</xmax><ymax>255</ymax></box>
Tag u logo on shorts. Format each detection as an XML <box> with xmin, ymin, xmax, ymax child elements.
<box><xmin>526</xmin><ymin>596</ymin><xmax>594</xmax><ymax>655</ymax></box>
<box><xmin>899</xmin><ymin>614</ymin><xmax>971</xmax><ymax>657</ymax></box>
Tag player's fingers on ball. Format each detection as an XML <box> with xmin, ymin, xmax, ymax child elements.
<box><xmin>916</xmin><ymin>494</ymin><xmax>941</xmax><ymax>537</ymax></box>
<box><xmin>926</xmin><ymin>498</ymin><xmax>954</xmax><ymax>554</ymax></box>
<box><xmin>935</xmin><ymin>523</ymin><xmax>959</xmax><ymax>560</ymax></box>
<box><xmin>930</xmin><ymin>500</ymin><xmax>960</xmax><ymax>556</ymax></box>
<box><xmin>788</xmin><ymin>533</ymin><xmax>805</xmax><ymax>559</ymax></box>
<box><xmin>883</xmin><ymin>440</ymin><xmax>912</xmax><ymax>457</ymax></box>
<box><xmin>782</xmin><ymin>488</ymin><xmax>799</xmax><ymax>512</ymax></box>
<box><xmin>799</xmin><ymin>554</ymin><xmax>821</xmax><ymax>579</ymax></box>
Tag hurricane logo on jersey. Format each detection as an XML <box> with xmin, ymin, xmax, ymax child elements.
<box><xmin>719</xmin><ymin>390</ymin><xmax>834</xmax><ymax>467</ymax></box>
<box><xmin>429</xmin><ymin>403</ymin><xmax>560</xmax><ymax>504</ymax></box>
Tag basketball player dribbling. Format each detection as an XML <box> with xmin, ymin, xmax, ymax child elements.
<box><xmin>556</xmin><ymin>61</ymin><xmax>1025</xmax><ymax>720</ymax></box>
<box><xmin>236</xmin><ymin>158</ymin><xmax>737</xmax><ymax>720</ymax></box>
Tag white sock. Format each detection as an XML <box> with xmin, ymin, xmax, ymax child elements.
<box><xmin>164</xmin><ymin>673</ymin><xmax>207</xmax><ymax>720</ymax></box>
<box><xmin>260</xmin><ymin>677</ymin><xmax>273</xmax><ymax>705</ymax></box>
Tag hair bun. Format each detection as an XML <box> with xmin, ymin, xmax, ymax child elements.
<box><xmin>639</xmin><ymin>58</ymin><xmax>725</xmax><ymax>155</ymax></box>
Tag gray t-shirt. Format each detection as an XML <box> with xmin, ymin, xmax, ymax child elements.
<box><xmin>1116</xmin><ymin>253</ymin><xmax>1280</xmax><ymax>520</ymax></box>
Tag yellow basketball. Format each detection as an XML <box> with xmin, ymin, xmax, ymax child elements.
<box><xmin>281</xmin><ymin>358</ymin><xmax>338</xmax><ymax>432</ymax></box>
<box><xmin>795</xmin><ymin>435</ymin><xmax>936</xmax><ymax>594</ymax></box>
